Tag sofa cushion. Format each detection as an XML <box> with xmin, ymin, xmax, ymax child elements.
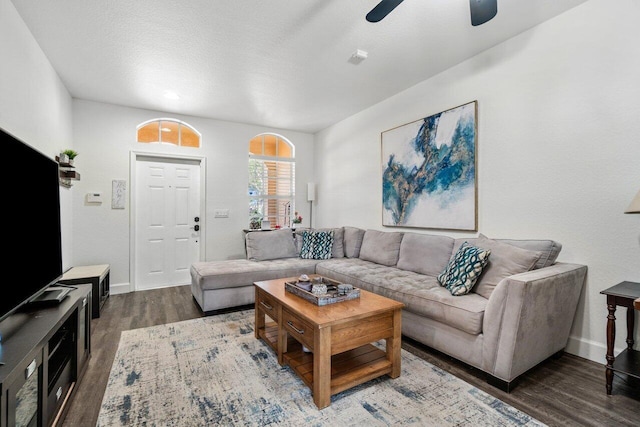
<box><xmin>453</xmin><ymin>237</ymin><xmax>561</xmax><ymax>270</ymax></box>
<box><xmin>472</xmin><ymin>234</ymin><xmax>544</xmax><ymax>299</ymax></box>
<box><xmin>495</xmin><ymin>239</ymin><xmax>561</xmax><ymax>269</ymax></box>
<box><xmin>245</xmin><ymin>228</ymin><xmax>297</xmax><ymax>261</ymax></box>
<box><xmin>359</xmin><ymin>229</ymin><xmax>404</xmax><ymax>266</ymax></box>
<box><xmin>438</xmin><ymin>242</ymin><xmax>491</xmax><ymax>296</ymax></box>
<box><xmin>343</xmin><ymin>226</ymin><xmax>365</xmax><ymax>258</ymax></box>
<box><xmin>299</xmin><ymin>230</ymin><xmax>334</xmax><ymax>260</ymax></box>
<box><xmin>316</xmin><ymin>258</ymin><xmax>487</xmax><ymax>335</ymax></box>
<box><xmin>191</xmin><ymin>258</ymin><xmax>320</xmax><ymax>291</ymax></box>
<box><xmin>396</xmin><ymin>232</ymin><xmax>455</xmax><ymax>276</ymax></box>
<box><xmin>293</xmin><ymin>227</ymin><xmax>311</xmax><ymax>254</ymax></box>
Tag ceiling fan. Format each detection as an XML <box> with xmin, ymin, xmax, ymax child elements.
<box><xmin>366</xmin><ymin>0</ymin><xmax>498</xmax><ymax>26</ymax></box>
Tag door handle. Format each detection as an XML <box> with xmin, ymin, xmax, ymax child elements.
<box><xmin>193</xmin><ymin>224</ymin><xmax>200</xmax><ymax>231</ymax></box>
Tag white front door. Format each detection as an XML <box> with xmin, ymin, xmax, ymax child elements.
<box><xmin>134</xmin><ymin>156</ymin><xmax>201</xmax><ymax>290</ymax></box>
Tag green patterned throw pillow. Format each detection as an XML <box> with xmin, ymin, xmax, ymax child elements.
<box><xmin>300</xmin><ymin>230</ymin><xmax>335</xmax><ymax>260</ymax></box>
<box><xmin>438</xmin><ymin>242</ymin><xmax>491</xmax><ymax>296</ymax></box>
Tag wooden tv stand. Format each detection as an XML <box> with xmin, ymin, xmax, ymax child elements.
<box><xmin>0</xmin><ymin>284</ymin><xmax>92</xmax><ymax>427</ymax></box>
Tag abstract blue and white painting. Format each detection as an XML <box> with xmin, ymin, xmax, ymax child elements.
<box><xmin>382</xmin><ymin>101</ymin><xmax>477</xmax><ymax>230</ymax></box>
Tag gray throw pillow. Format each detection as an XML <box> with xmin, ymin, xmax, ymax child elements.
<box><xmin>343</xmin><ymin>226</ymin><xmax>366</xmax><ymax>258</ymax></box>
<box><xmin>245</xmin><ymin>228</ymin><xmax>297</xmax><ymax>261</ymax></box>
<box><xmin>293</xmin><ymin>227</ymin><xmax>311</xmax><ymax>254</ymax></box>
<box><xmin>359</xmin><ymin>230</ymin><xmax>404</xmax><ymax>266</ymax></box>
<box><xmin>472</xmin><ymin>234</ymin><xmax>544</xmax><ymax>299</ymax></box>
<box><xmin>396</xmin><ymin>232</ymin><xmax>455</xmax><ymax>276</ymax></box>
<box><xmin>494</xmin><ymin>239</ymin><xmax>562</xmax><ymax>269</ymax></box>
<box><xmin>452</xmin><ymin>237</ymin><xmax>561</xmax><ymax>270</ymax></box>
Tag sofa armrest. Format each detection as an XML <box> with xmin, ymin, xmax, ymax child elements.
<box><xmin>481</xmin><ymin>262</ymin><xmax>587</xmax><ymax>382</ymax></box>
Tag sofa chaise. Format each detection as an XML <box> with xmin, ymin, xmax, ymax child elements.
<box><xmin>190</xmin><ymin>227</ymin><xmax>587</xmax><ymax>390</ymax></box>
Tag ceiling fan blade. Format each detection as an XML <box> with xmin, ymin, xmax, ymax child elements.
<box><xmin>469</xmin><ymin>0</ymin><xmax>497</xmax><ymax>26</ymax></box>
<box><xmin>366</xmin><ymin>0</ymin><xmax>405</xmax><ymax>23</ymax></box>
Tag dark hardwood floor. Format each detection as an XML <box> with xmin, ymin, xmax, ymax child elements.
<box><xmin>62</xmin><ymin>285</ymin><xmax>640</xmax><ymax>426</ymax></box>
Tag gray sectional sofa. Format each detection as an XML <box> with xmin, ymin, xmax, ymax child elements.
<box><xmin>190</xmin><ymin>226</ymin><xmax>587</xmax><ymax>389</ymax></box>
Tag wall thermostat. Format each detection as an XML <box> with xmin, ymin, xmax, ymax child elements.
<box><xmin>86</xmin><ymin>192</ymin><xmax>103</xmax><ymax>203</ymax></box>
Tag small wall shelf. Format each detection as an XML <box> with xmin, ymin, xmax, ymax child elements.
<box><xmin>56</xmin><ymin>156</ymin><xmax>80</xmax><ymax>188</ymax></box>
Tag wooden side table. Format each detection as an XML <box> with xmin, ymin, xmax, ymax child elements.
<box><xmin>600</xmin><ymin>281</ymin><xmax>640</xmax><ymax>394</ymax></box>
<box><xmin>59</xmin><ymin>264</ymin><xmax>110</xmax><ymax>319</ymax></box>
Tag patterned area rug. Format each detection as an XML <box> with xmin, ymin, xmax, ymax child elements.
<box><xmin>97</xmin><ymin>310</ymin><xmax>545</xmax><ymax>426</ymax></box>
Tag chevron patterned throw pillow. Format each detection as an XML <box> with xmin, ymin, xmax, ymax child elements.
<box><xmin>299</xmin><ymin>230</ymin><xmax>334</xmax><ymax>260</ymax></box>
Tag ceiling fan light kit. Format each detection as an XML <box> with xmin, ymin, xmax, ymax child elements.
<box><xmin>366</xmin><ymin>0</ymin><xmax>498</xmax><ymax>26</ymax></box>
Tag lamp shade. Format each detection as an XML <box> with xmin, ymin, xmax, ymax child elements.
<box><xmin>625</xmin><ymin>188</ymin><xmax>640</xmax><ymax>214</ymax></box>
<box><xmin>307</xmin><ymin>183</ymin><xmax>316</xmax><ymax>202</ymax></box>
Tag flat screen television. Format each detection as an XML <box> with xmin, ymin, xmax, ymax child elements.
<box><xmin>0</xmin><ymin>127</ymin><xmax>63</xmax><ymax>324</ymax></box>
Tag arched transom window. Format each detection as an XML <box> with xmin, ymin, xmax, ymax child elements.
<box><xmin>137</xmin><ymin>118</ymin><xmax>201</xmax><ymax>147</ymax></box>
<box><xmin>248</xmin><ymin>134</ymin><xmax>295</xmax><ymax>229</ymax></box>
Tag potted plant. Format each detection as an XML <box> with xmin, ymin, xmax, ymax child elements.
<box><xmin>292</xmin><ymin>211</ymin><xmax>303</xmax><ymax>225</ymax></box>
<box><xmin>249</xmin><ymin>213</ymin><xmax>262</xmax><ymax>230</ymax></box>
<box><xmin>62</xmin><ymin>149</ymin><xmax>79</xmax><ymax>165</ymax></box>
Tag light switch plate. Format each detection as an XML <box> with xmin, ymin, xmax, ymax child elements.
<box><xmin>214</xmin><ymin>209</ymin><xmax>229</xmax><ymax>218</ymax></box>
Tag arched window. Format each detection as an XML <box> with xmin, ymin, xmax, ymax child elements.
<box><xmin>136</xmin><ymin>118</ymin><xmax>201</xmax><ymax>147</ymax></box>
<box><xmin>248</xmin><ymin>134</ymin><xmax>295</xmax><ymax>229</ymax></box>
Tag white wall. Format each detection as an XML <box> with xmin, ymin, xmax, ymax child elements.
<box><xmin>0</xmin><ymin>0</ymin><xmax>74</xmax><ymax>271</ymax></box>
<box><xmin>314</xmin><ymin>0</ymin><xmax>640</xmax><ymax>364</ymax></box>
<box><xmin>72</xmin><ymin>100</ymin><xmax>314</xmax><ymax>291</ymax></box>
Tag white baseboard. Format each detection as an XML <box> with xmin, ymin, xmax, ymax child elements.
<box><xmin>565</xmin><ymin>334</ymin><xmax>626</xmax><ymax>365</ymax></box>
<box><xmin>109</xmin><ymin>282</ymin><xmax>190</xmax><ymax>295</ymax></box>
<box><xmin>110</xmin><ymin>282</ymin><xmax>132</xmax><ymax>295</ymax></box>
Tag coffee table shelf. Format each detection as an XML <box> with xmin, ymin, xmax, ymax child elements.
<box><xmin>258</xmin><ymin>321</ymin><xmax>279</xmax><ymax>353</ymax></box>
<box><xmin>283</xmin><ymin>343</ymin><xmax>392</xmax><ymax>396</ymax></box>
<box><xmin>258</xmin><ymin>322</ymin><xmax>301</xmax><ymax>356</ymax></box>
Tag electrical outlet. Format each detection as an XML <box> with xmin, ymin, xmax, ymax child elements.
<box><xmin>214</xmin><ymin>209</ymin><xmax>229</xmax><ymax>218</ymax></box>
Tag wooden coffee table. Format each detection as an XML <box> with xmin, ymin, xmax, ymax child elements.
<box><xmin>254</xmin><ymin>276</ymin><xmax>404</xmax><ymax>409</ymax></box>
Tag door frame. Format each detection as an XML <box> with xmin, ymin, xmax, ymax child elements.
<box><xmin>129</xmin><ymin>150</ymin><xmax>207</xmax><ymax>292</ymax></box>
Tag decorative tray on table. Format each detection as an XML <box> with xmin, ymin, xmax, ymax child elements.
<box><xmin>284</xmin><ymin>275</ymin><xmax>360</xmax><ymax>306</ymax></box>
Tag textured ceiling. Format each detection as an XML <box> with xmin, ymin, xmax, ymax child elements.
<box><xmin>11</xmin><ymin>0</ymin><xmax>587</xmax><ymax>133</ymax></box>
